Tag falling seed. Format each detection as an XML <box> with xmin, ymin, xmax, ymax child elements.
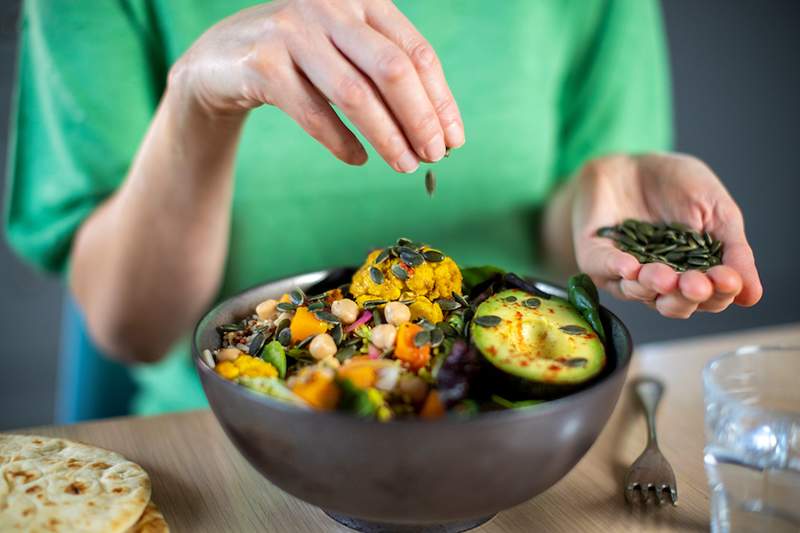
<box><xmin>425</xmin><ymin>169</ymin><xmax>436</xmax><ymax>196</ymax></box>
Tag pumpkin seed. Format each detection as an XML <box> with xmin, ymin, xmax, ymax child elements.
<box><xmin>474</xmin><ymin>315</ymin><xmax>502</xmax><ymax>327</ymax></box>
<box><xmin>564</xmin><ymin>357</ymin><xmax>588</xmax><ymax>368</ymax></box>
<box><xmin>669</xmin><ymin>222</ymin><xmax>692</xmax><ymax>232</ymax></box>
<box><xmin>276</xmin><ymin>302</ymin><xmax>297</xmax><ymax>313</ymax></box>
<box><xmin>665</xmin><ymin>251</ymin><xmax>686</xmax><ymax>262</ymax></box>
<box><xmin>374</xmin><ymin>248</ymin><xmax>390</xmax><ymax>265</ymax></box>
<box><xmin>277</xmin><ymin>328</ymin><xmax>292</xmax><ymax>346</ymax></box>
<box><xmin>362</xmin><ymin>299</ymin><xmax>387</xmax><ymax>309</ymax></box>
<box><xmin>307</xmin><ymin>301</ymin><xmax>325</xmax><ymax>312</ymax></box>
<box><xmin>523</xmin><ymin>297</ymin><xmax>541</xmax><ymax>309</ymax></box>
<box><xmin>296</xmin><ymin>335</ymin><xmax>315</xmax><ymax>349</ymax></box>
<box><xmin>331</xmin><ymin>323</ymin><xmax>343</xmax><ymax>345</ymax></box>
<box><xmin>417</xmin><ymin>318</ymin><xmax>436</xmax><ymax>331</ymax></box>
<box><xmin>422</xmin><ymin>249</ymin><xmax>445</xmax><ymax>262</ymax></box>
<box><xmin>391</xmin><ymin>263</ymin><xmax>409</xmax><ymax>281</ymax></box>
<box><xmin>637</xmin><ymin>221</ymin><xmax>656</xmax><ymax>237</ymax></box>
<box><xmin>436</xmin><ymin>298</ymin><xmax>461</xmax><ymax>311</ymax></box>
<box><xmin>425</xmin><ymin>169</ymin><xmax>436</xmax><ymax>196</ymax></box>
<box><xmin>438</xmin><ymin>322</ymin><xmax>458</xmax><ymax>337</ymax></box>
<box><xmin>399</xmin><ymin>249</ymin><xmax>424</xmax><ymax>267</ymax></box>
<box><xmin>217</xmin><ymin>323</ymin><xmax>243</xmax><ymax>333</ymax></box>
<box><xmin>623</xmin><ymin>219</ymin><xmax>640</xmax><ymax>230</ymax></box>
<box><xmin>596</xmin><ymin>226</ymin><xmax>618</xmax><ymax>238</ymax></box>
<box><xmin>248</xmin><ymin>331</ymin><xmax>267</xmax><ymax>356</ymax></box>
<box><xmin>414</xmin><ymin>330</ymin><xmax>431</xmax><ymax>347</ymax></box>
<box><xmin>504</xmin><ymin>295</ymin><xmax>518</xmax><ymax>303</ymax></box>
<box><xmin>687</xmin><ymin>249</ymin><xmax>710</xmax><ymax>258</ymax></box>
<box><xmin>620</xmin><ymin>225</ymin><xmax>639</xmax><ymax>242</ymax></box>
<box><xmin>687</xmin><ymin>257</ymin><xmax>711</xmax><ymax>267</ymax></box>
<box><xmin>314</xmin><ymin>311</ymin><xmax>341</xmax><ymax>324</ymax></box>
<box><xmin>690</xmin><ymin>231</ymin><xmax>706</xmax><ymax>247</ymax></box>
<box><xmin>430</xmin><ymin>327</ymin><xmax>444</xmax><ymax>348</ymax></box>
<box><xmin>276</xmin><ymin>318</ymin><xmax>291</xmax><ymax>332</ymax></box>
<box><xmin>335</xmin><ymin>345</ymin><xmax>359</xmax><ymax>362</ymax></box>
<box><xmin>453</xmin><ymin>292</ymin><xmax>469</xmax><ymax>308</ymax></box>
<box><xmin>651</xmin><ymin>243</ymin><xmax>677</xmax><ymax>254</ymax></box>
<box><xmin>596</xmin><ymin>219</ymin><xmax>724</xmax><ymax>273</ymax></box>
<box><xmin>559</xmin><ymin>325</ymin><xmax>587</xmax><ymax>335</ymax></box>
<box><xmin>673</xmin><ymin>244</ymin><xmax>698</xmax><ymax>253</ymax></box>
<box><xmin>369</xmin><ymin>266</ymin><xmax>384</xmax><ymax>285</ymax></box>
<box><xmin>396</xmin><ymin>237</ymin><xmax>412</xmax><ymax>246</ymax></box>
<box><xmin>289</xmin><ymin>289</ymin><xmax>305</xmax><ymax>306</ymax></box>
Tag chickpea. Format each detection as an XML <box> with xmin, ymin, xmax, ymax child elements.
<box><xmin>216</xmin><ymin>347</ymin><xmax>241</xmax><ymax>362</ymax></box>
<box><xmin>309</xmin><ymin>333</ymin><xmax>337</xmax><ymax>360</ymax></box>
<box><xmin>398</xmin><ymin>374</ymin><xmax>429</xmax><ymax>404</ymax></box>
<box><xmin>331</xmin><ymin>298</ymin><xmax>359</xmax><ymax>324</ymax></box>
<box><xmin>384</xmin><ymin>301</ymin><xmax>411</xmax><ymax>326</ymax></box>
<box><xmin>370</xmin><ymin>324</ymin><xmax>397</xmax><ymax>351</ymax></box>
<box><xmin>321</xmin><ymin>356</ymin><xmax>341</xmax><ymax>369</ymax></box>
<box><xmin>255</xmin><ymin>298</ymin><xmax>278</xmax><ymax>320</ymax></box>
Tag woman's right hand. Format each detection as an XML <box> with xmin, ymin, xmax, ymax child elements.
<box><xmin>169</xmin><ymin>0</ymin><xmax>465</xmax><ymax>173</ymax></box>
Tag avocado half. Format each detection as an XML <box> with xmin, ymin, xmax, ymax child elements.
<box><xmin>471</xmin><ymin>289</ymin><xmax>606</xmax><ymax>399</ymax></box>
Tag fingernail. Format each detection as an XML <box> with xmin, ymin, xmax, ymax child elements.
<box><xmin>444</xmin><ymin>122</ymin><xmax>465</xmax><ymax>148</ymax></box>
<box><xmin>423</xmin><ymin>135</ymin><xmax>445</xmax><ymax>162</ymax></box>
<box><xmin>396</xmin><ymin>150</ymin><xmax>419</xmax><ymax>173</ymax></box>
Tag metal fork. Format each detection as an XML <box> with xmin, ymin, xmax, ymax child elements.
<box><xmin>624</xmin><ymin>377</ymin><xmax>678</xmax><ymax>506</ymax></box>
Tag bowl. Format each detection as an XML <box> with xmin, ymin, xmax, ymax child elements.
<box><xmin>193</xmin><ymin>269</ymin><xmax>633</xmax><ymax>532</ymax></box>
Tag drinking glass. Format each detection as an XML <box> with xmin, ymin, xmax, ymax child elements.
<box><xmin>704</xmin><ymin>345</ymin><xmax>800</xmax><ymax>533</ymax></box>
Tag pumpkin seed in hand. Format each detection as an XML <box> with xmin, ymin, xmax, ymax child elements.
<box><xmin>596</xmin><ymin>219</ymin><xmax>723</xmax><ymax>272</ymax></box>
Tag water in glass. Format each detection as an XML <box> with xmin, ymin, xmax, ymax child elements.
<box><xmin>704</xmin><ymin>345</ymin><xmax>800</xmax><ymax>532</ymax></box>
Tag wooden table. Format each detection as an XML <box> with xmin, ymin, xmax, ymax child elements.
<box><xmin>13</xmin><ymin>323</ymin><xmax>800</xmax><ymax>532</ymax></box>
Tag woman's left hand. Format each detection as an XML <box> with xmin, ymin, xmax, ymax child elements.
<box><xmin>555</xmin><ymin>153</ymin><xmax>762</xmax><ymax>318</ymax></box>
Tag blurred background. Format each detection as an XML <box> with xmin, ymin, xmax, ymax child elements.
<box><xmin>1</xmin><ymin>0</ymin><xmax>798</xmax><ymax>430</ymax></box>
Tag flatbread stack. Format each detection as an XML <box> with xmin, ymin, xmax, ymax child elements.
<box><xmin>0</xmin><ymin>434</ymin><xmax>169</xmax><ymax>532</ymax></box>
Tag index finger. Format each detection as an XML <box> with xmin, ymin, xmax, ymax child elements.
<box><xmin>365</xmin><ymin>2</ymin><xmax>465</xmax><ymax>148</ymax></box>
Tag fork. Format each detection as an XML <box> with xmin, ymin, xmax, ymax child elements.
<box><xmin>624</xmin><ymin>377</ymin><xmax>678</xmax><ymax>506</ymax></box>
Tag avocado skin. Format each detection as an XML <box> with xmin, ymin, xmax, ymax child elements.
<box><xmin>471</xmin><ymin>289</ymin><xmax>606</xmax><ymax>399</ymax></box>
<box><xmin>479</xmin><ymin>360</ymin><xmax>602</xmax><ymax>400</ymax></box>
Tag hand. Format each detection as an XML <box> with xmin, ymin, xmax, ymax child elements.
<box><xmin>168</xmin><ymin>0</ymin><xmax>464</xmax><ymax>173</ymax></box>
<box><xmin>571</xmin><ymin>153</ymin><xmax>762</xmax><ymax>318</ymax></box>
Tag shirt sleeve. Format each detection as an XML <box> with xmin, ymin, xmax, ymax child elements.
<box><xmin>554</xmin><ymin>0</ymin><xmax>673</xmax><ymax>180</ymax></box>
<box><xmin>3</xmin><ymin>0</ymin><xmax>165</xmax><ymax>274</ymax></box>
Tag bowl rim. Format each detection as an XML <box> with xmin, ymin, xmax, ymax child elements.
<box><xmin>192</xmin><ymin>268</ymin><xmax>633</xmax><ymax>427</ymax></box>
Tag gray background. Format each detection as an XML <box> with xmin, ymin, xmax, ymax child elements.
<box><xmin>1</xmin><ymin>1</ymin><xmax>798</xmax><ymax>430</ymax></box>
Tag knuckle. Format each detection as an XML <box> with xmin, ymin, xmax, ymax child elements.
<box><xmin>433</xmin><ymin>97</ymin><xmax>457</xmax><ymax>118</ymax></box>
<box><xmin>376</xmin><ymin>51</ymin><xmax>412</xmax><ymax>83</ymax></box>
<box><xmin>298</xmin><ymin>104</ymin><xmax>328</xmax><ymax>139</ymax></box>
<box><xmin>374</xmin><ymin>132</ymin><xmax>406</xmax><ymax>160</ymax></box>
<box><xmin>413</xmin><ymin>111</ymin><xmax>439</xmax><ymax>138</ymax></box>
<box><xmin>333</xmin><ymin>76</ymin><xmax>367</xmax><ymax>110</ymax></box>
<box><xmin>407</xmin><ymin>40</ymin><xmax>437</xmax><ymax>69</ymax></box>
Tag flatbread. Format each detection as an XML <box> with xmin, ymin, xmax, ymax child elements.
<box><xmin>127</xmin><ymin>500</ymin><xmax>169</xmax><ymax>533</ymax></box>
<box><xmin>0</xmin><ymin>434</ymin><xmax>151</xmax><ymax>533</ymax></box>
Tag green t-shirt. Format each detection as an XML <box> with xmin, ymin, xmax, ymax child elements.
<box><xmin>5</xmin><ymin>0</ymin><xmax>672</xmax><ymax>415</ymax></box>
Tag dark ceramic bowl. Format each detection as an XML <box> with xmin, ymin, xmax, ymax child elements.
<box><xmin>193</xmin><ymin>269</ymin><xmax>633</xmax><ymax>533</ymax></box>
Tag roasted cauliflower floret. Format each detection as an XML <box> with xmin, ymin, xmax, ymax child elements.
<box><xmin>350</xmin><ymin>246</ymin><xmax>462</xmax><ymax>319</ymax></box>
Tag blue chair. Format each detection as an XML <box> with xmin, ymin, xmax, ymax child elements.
<box><xmin>55</xmin><ymin>294</ymin><xmax>135</xmax><ymax>424</ymax></box>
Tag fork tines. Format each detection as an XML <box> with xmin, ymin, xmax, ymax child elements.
<box><xmin>625</xmin><ymin>482</ymin><xmax>678</xmax><ymax>506</ymax></box>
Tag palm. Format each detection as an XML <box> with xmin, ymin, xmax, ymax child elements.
<box><xmin>572</xmin><ymin>154</ymin><xmax>761</xmax><ymax>318</ymax></box>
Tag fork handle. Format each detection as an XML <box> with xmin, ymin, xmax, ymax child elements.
<box><xmin>634</xmin><ymin>377</ymin><xmax>664</xmax><ymax>447</ymax></box>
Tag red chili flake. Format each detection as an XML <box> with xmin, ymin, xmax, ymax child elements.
<box><xmin>548</xmin><ymin>364</ymin><xmax>561</xmax><ymax>371</ymax></box>
<box><xmin>521</xmin><ymin>361</ymin><xmax>530</xmax><ymax>367</ymax></box>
